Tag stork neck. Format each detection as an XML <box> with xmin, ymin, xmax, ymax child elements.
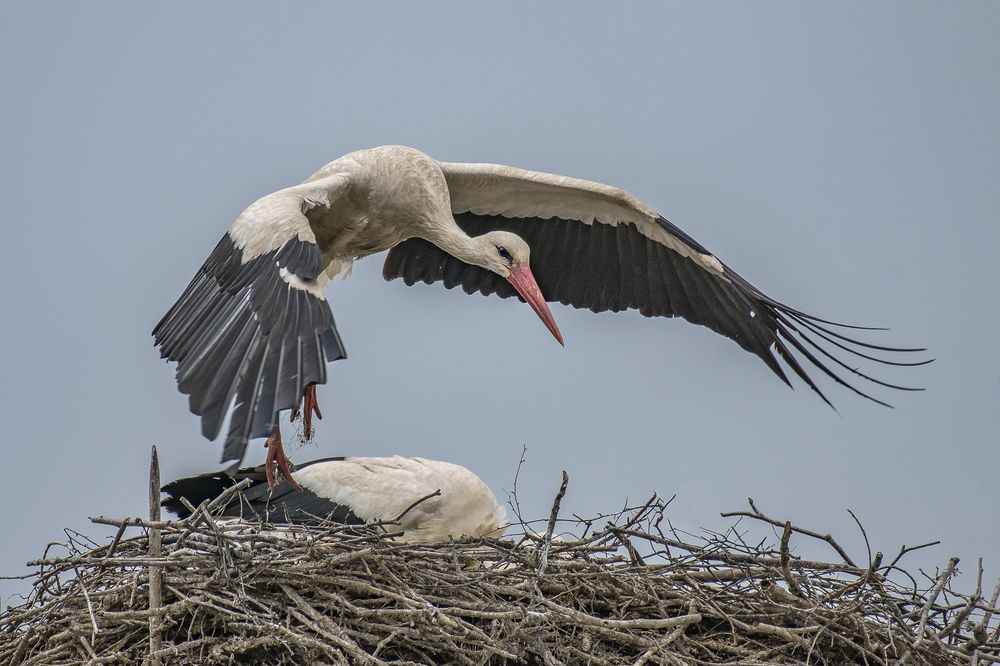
<box><xmin>428</xmin><ymin>224</ymin><xmax>486</xmax><ymax>269</ymax></box>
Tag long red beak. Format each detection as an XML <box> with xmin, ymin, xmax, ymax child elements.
<box><xmin>506</xmin><ymin>265</ymin><xmax>564</xmax><ymax>346</ymax></box>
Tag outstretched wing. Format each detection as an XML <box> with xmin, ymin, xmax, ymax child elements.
<box><xmin>383</xmin><ymin>162</ymin><xmax>929</xmax><ymax>407</ymax></box>
<box><xmin>154</xmin><ymin>176</ymin><xmax>350</xmax><ymax>466</ymax></box>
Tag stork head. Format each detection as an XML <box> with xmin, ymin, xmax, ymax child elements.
<box><xmin>475</xmin><ymin>231</ymin><xmax>563</xmax><ymax>346</ymax></box>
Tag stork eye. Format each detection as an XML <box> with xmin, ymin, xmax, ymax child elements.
<box><xmin>497</xmin><ymin>246</ymin><xmax>513</xmax><ymax>263</ymax></box>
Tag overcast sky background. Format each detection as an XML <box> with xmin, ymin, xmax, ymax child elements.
<box><xmin>2</xmin><ymin>3</ymin><xmax>998</xmax><ymax>605</ymax></box>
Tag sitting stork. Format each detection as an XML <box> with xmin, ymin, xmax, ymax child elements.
<box><xmin>161</xmin><ymin>456</ymin><xmax>507</xmax><ymax>543</ymax></box>
<box><xmin>153</xmin><ymin>145</ymin><xmax>928</xmax><ymax>488</ymax></box>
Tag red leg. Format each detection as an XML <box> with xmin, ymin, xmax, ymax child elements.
<box><xmin>291</xmin><ymin>384</ymin><xmax>323</xmax><ymax>440</ymax></box>
<box><xmin>304</xmin><ymin>384</ymin><xmax>322</xmax><ymax>439</ymax></box>
<box><xmin>264</xmin><ymin>426</ymin><xmax>302</xmax><ymax>491</ymax></box>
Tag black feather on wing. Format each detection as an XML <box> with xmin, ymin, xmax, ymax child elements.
<box><xmin>383</xmin><ymin>212</ymin><xmax>930</xmax><ymax>407</ymax></box>
<box><xmin>160</xmin><ymin>457</ymin><xmax>365</xmax><ymax>525</ymax></box>
<box><xmin>153</xmin><ymin>234</ymin><xmax>347</xmax><ymax>466</ymax></box>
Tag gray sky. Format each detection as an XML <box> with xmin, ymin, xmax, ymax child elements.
<box><xmin>2</xmin><ymin>2</ymin><xmax>998</xmax><ymax>605</ymax></box>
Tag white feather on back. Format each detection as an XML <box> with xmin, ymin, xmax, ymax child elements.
<box><xmin>291</xmin><ymin>457</ymin><xmax>507</xmax><ymax>544</ymax></box>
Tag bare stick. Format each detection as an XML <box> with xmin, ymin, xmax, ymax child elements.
<box><xmin>613</xmin><ymin>531</ymin><xmax>646</xmax><ymax>567</ymax></box>
<box><xmin>721</xmin><ymin>498</ymin><xmax>857</xmax><ymax>567</ymax></box>
<box><xmin>172</xmin><ymin>478</ymin><xmax>253</xmax><ymax>550</ymax></box>
<box><xmin>72</xmin><ymin>564</ymin><xmax>99</xmax><ymax>643</ymax></box>
<box><xmin>538</xmin><ymin>471</ymin><xmax>569</xmax><ymax>577</ymax></box>
<box><xmin>104</xmin><ymin>523</ymin><xmax>129</xmax><ymax>560</ymax></box>
<box><xmin>885</xmin><ymin>540</ymin><xmax>941</xmax><ymax>572</ymax></box>
<box><xmin>779</xmin><ymin>521</ymin><xmax>803</xmax><ymax>597</ymax></box>
<box><xmin>90</xmin><ymin>516</ymin><xmax>176</xmax><ymax>529</ymax></box>
<box><xmin>916</xmin><ymin>557</ymin><xmax>959</xmax><ymax>640</ymax></box>
<box><xmin>847</xmin><ymin>509</ymin><xmax>872</xmax><ymax>566</ymax></box>
<box><xmin>394</xmin><ymin>489</ymin><xmax>442</xmax><ymax>523</ymax></box>
<box><xmin>967</xmin><ymin>576</ymin><xmax>1000</xmax><ymax>651</ymax></box>
<box><xmin>938</xmin><ymin>559</ymin><xmax>981</xmax><ymax>641</ymax></box>
<box><xmin>148</xmin><ymin>446</ymin><xmax>162</xmax><ymax>666</ymax></box>
<box><xmin>507</xmin><ymin>445</ymin><xmax>528</xmax><ymax>526</ymax></box>
<box><xmin>205</xmin><ymin>477</ymin><xmax>254</xmax><ymax>514</ymax></box>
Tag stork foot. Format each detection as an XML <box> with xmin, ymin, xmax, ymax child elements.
<box><xmin>291</xmin><ymin>384</ymin><xmax>323</xmax><ymax>440</ymax></box>
<box><xmin>264</xmin><ymin>427</ymin><xmax>302</xmax><ymax>491</ymax></box>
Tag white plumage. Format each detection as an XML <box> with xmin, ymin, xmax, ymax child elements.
<box><xmin>293</xmin><ymin>457</ymin><xmax>507</xmax><ymax>543</ymax></box>
<box><xmin>161</xmin><ymin>456</ymin><xmax>507</xmax><ymax>544</ymax></box>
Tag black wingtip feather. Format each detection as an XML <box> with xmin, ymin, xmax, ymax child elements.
<box><xmin>785</xmin><ymin>312</ymin><xmax>930</xmax><ymax>355</ymax></box>
<box><xmin>776</xmin><ymin>321</ymin><xmax>896</xmax><ymax>409</ymax></box>
<box><xmin>785</xmin><ymin>314</ymin><xmax>935</xmax><ymax>367</ymax></box>
<box><xmin>161</xmin><ymin>473</ymin><xmax>238</xmax><ymax>519</ymax></box>
<box><xmin>776</xmin><ymin>313</ymin><xmax>925</xmax><ymax>393</ymax></box>
<box><xmin>381</xmin><ymin>213</ymin><xmax>929</xmax><ymax>411</ymax></box>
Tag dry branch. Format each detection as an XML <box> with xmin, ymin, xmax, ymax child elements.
<box><xmin>148</xmin><ymin>446</ymin><xmax>163</xmax><ymax>666</ymax></box>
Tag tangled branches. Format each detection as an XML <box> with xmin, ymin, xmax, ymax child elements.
<box><xmin>2</xmin><ymin>466</ymin><xmax>998</xmax><ymax>664</ymax></box>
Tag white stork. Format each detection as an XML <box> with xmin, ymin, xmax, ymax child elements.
<box><xmin>153</xmin><ymin>145</ymin><xmax>927</xmax><ymax>488</ymax></box>
<box><xmin>161</xmin><ymin>456</ymin><xmax>507</xmax><ymax>543</ymax></box>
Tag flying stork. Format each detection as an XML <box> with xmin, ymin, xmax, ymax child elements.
<box><xmin>153</xmin><ymin>145</ymin><xmax>927</xmax><ymax>488</ymax></box>
<box><xmin>161</xmin><ymin>456</ymin><xmax>507</xmax><ymax>543</ymax></box>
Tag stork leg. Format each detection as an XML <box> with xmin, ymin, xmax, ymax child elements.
<box><xmin>291</xmin><ymin>384</ymin><xmax>323</xmax><ymax>440</ymax></box>
<box><xmin>264</xmin><ymin>426</ymin><xmax>302</xmax><ymax>491</ymax></box>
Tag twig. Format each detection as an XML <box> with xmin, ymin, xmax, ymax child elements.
<box><xmin>538</xmin><ymin>471</ymin><xmax>569</xmax><ymax>577</ymax></box>
<box><xmin>72</xmin><ymin>564</ymin><xmax>99</xmax><ymax>643</ymax></box>
<box><xmin>613</xmin><ymin>531</ymin><xmax>646</xmax><ymax>567</ymax></box>
<box><xmin>847</xmin><ymin>508</ymin><xmax>872</xmax><ymax>566</ymax></box>
<box><xmin>506</xmin><ymin>445</ymin><xmax>528</xmax><ymax>526</ymax></box>
<box><xmin>885</xmin><ymin>540</ymin><xmax>941</xmax><ymax>572</ymax></box>
<box><xmin>966</xmin><ymin>576</ymin><xmax>1000</xmax><ymax>651</ymax></box>
<box><xmin>722</xmin><ymin>498</ymin><xmax>857</xmax><ymax>567</ymax></box>
<box><xmin>394</xmin><ymin>489</ymin><xmax>442</xmax><ymax>523</ymax></box>
<box><xmin>148</xmin><ymin>446</ymin><xmax>162</xmax><ymax>666</ymax></box>
<box><xmin>171</xmin><ymin>478</ymin><xmax>253</xmax><ymax>549</ymax></box>
<box><xmin>78</xmin><ymin>634</ymin><xmax>98</xmax><ymax>661</ymax></box>
<box><xmin>539</xmin><ymin>600</ymin><xmax>702</xmax><ymax>630</ymax></box>
<box><xmin>917</xmin><ymin>557</ymin><xmax>960</xmax><ymax>640</ymax></box>
<box><xmin>779</xmin><ymin>521</ymin><xmax>803</xmax><ymax>597</ymax></box>
<box><xmin>90</xmin><ymin>516</ymin><xmax>177</xmax><ymax>529</ymax></box>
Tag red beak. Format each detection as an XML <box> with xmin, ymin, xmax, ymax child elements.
<box><xmin>506</xmin><ymin>265</ymin><xmax>564</xmax><ymax>346</ymax></box>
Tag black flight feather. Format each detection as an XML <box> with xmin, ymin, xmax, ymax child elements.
<box><xmin>153</xmin><ymin>233</ymin><xmax>347</xmax><ymax>467</ymax></box>
<box><xmin>382</xmin><ymin>212</ymin><xmax>929</xmax><ymax>408</ymax></box>
<box><xmin>160</xmin><ymin>457</ymin><xmax>364</xmax><ymax>525</ymax></box>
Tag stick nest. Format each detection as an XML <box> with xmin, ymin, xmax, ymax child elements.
<box><xmin>2</xmin><ymin>477</ymin><xmax>998</xmax><ymax>665</ymax></box>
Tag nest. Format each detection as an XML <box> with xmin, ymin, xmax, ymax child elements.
<box><xmin>2</xmin><ymin>465</ymin><xmax>998</xmax><ymax>665</ymax></box>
